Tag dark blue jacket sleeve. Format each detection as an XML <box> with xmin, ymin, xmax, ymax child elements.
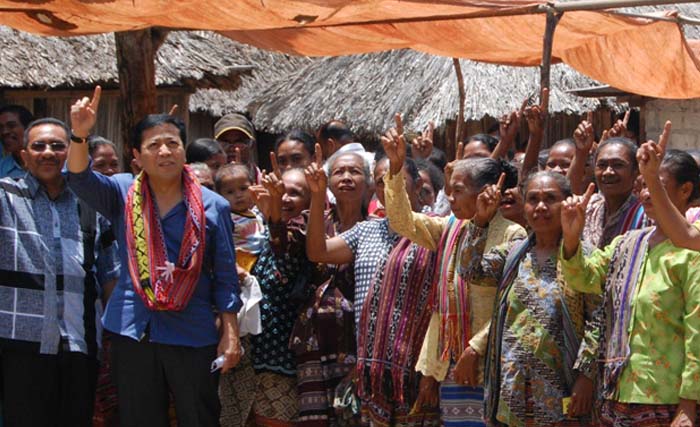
<box><xmin>211</xmin><ymin>198</ymin><xmax>242</xmax><ymax>313</ymax></box>
<box><xmin>67</xmin><ymin>167</ymin><xmax>126</xmax><ymax>222</ymax></box>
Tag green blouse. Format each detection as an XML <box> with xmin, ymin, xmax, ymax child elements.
<box><xmin>559</xmin><ymin>236</ymin><xmax>700</xmax><ymax>404</ymax></box>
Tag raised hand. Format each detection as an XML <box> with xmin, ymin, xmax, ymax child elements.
<box><xmin>261</xmin><ymin>169</ymin><xmax>285</xmax><ymax>222</ymax></box>
<box><xmin>474</xmin><ymin>173</ymin><xmax>505</xmax><ymax>227</ymax></box>
<box><xmin>261</xmin><ymin>169</ymin><xmax>284</xmax><ymax>200</ymax></box>
<box><xmin>561</xmin><ymin>183</ymin><xmax>596</xmax><ymax>258</ymax></box>
<box><xmin>608</xmin><ymin>110</ymin><xmax>630</xmax><ymax>138</ymax></box>
<box><xmin>573</xmin><ymin>111</ymin><xmax>595</xmax><ymax>154</ymax></box>
<box><xmin>249</xmin><ymin>185</ymin><xmax>271</xmax><ymax>219</ymax></box>
<box><xmin>70</xmin><ymin>86</ymin><xmax>101</xmax><ymax>137</ymax></box>
<box><xmin>380</xmin><ymin>113</ymin><xmax>407</xmax><ymax>175</ymax></box>
<box><xmin>499</xmin><ymin>110</ymin><xmax>520</xmax><ymax>144</ymax></box>
<box><xmin>304</xmin><ymin>162</ymin><xmax>327</xmax><ymax>195</ymax></box>
<box><xmin>411</xmin><ymin>120</ymin><xmax>435</xmax><ymax>159</ymax></box>
<box><xmin>637</xmin><ymin>120</ymin><xmax>671</xmax><ymax>180</ymax></box>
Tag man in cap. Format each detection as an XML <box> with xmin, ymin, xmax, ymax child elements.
<box><xmin>214</xmin><ymin>113</ymin><xmax>261</xmax><ymax>183</ymax></box>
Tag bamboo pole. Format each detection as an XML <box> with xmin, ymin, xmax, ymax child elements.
<box><xmin>269</xmin><ymin>0</ymin><xmax>700</xmax><ymax>30</ymax></box>
<box><xmin>452</xmin><ymin>57</ymin><xmax>466</xmax><ymax>155</ymax></box>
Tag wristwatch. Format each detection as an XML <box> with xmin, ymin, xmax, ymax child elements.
<box><xmin>70</xmin><ymin>133</ymin><xmax>88</xmax><ymax>144</ymax></box>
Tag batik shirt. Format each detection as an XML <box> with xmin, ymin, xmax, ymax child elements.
<box><xmin>462</xmin><ymin>227</ymin><xmax>598</xmax><ymax>427</ymax></box>
<box><xmin>560</xmin><ymin>233</ymin><xmax>700</xmax><ymax>404</ymax></box>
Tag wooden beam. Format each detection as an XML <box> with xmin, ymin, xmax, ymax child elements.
<box><xmin>114</xmin><ymin>28</ymin><xmax>168</xmax><ymax>164</ymax></box>
<box><xmin>540</xmin><ymin>9</ymin><xmax>561</xmax><ymax>147</ymax></box>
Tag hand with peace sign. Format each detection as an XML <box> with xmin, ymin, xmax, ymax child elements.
<box><xmin>561</xmin><ymin>183</ymin><xmax>596</xmax><ymax>259</ymax></box>
<box><xmin>411</xmin><ymin>121</ymin><xmax>435</xmax><ymax>159</ymax></box>
<box><xmin>249</xmin><ymin>185</ymin><xmax>272</xmax><ymax>220</ymax></box>
<box><xmin>380</xmin><ymin>113</ymin><xmax>407</xmax><ymax>176</ymax></box>
<box><xmin>474</xmin><ymin>173</ymin><xmax>505</xmax><ymax>227</ymax></box>
<box><xmin>261</xmin><ymin>168</ymin><xmax>285</xmax><ymax>223</ymax></box>
<box><xmin>305</xmin><ymin>143</ymin><xmax>327</xmax><ymax>195</ymax></box>
<box><xmin>637</xmin><ymin>120</ymin><xmax>671</xmax><ymax>182</ymax></box>
<box><xmin>70</xmin><ymin>86</ymin><xmax>101</xmax><ymax>138</ymax></box>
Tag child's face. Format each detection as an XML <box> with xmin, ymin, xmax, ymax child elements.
<box><xmin>219</xmin><ymin>172</ymin><xmax>254</xmax><ymax>213</ymax></box>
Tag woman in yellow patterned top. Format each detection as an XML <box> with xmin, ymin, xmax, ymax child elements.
<box><xmin>380</xmin><ymin>121</ymin><xmax>525</xmax><ymax>426</ymax></box>
<box><xmin>560</xmin><ymin>147</ymin><xmax>700</xmax><ymax>427</ymax></box>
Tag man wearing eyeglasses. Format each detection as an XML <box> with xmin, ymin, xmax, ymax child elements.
<box><xmin>214</xmin><ymin>112</ymin><xmax>262</xmax><ymax>183</ymax></box>
<box><xmin>0</xmin><ymin>117</ymin><xmax>119</xmax><ymax>426</ymax></box>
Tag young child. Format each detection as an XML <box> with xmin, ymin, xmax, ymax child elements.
<box><xmin>215</xmin><ymin>163</ymin><xmax>266</xmax><ymax>274</ymax></box>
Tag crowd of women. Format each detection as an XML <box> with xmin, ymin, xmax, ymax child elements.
<box><xmin>149</xmin><ymin>91</ymin><xmax>698</xmax><ymax>427</ymax></box>
<box><xmin>5</xmin><ymin>87</ymin><xmax>698</xmax><ymax>427</ymax></box>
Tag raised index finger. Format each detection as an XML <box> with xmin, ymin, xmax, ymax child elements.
<box><xmin>314</xmin><ymin>142</ymin><xmax>323</xmax><ymax>165</ymax></box>
<box><xmin>456</xmin><ymin>141</ymin><xmax>464</xmax><ymax>160</ymax></box>
<box><xmin>622</xmin><ymin>110</ymin><xmax>631</xmax><ymax>128</ymax></box>
<box><xmin>586</xmin><ymin>111</ymin><xmax>593</xmax><ymax>124</ymax></box>
<box><xmin>394</xmin><ymin>113</ymin><xmax>404</xmax><ymax>137</ymax></box>
<box><xmin>658</xmin><ymin>120</ymin><xmax>672</xmax><ymax>152</ymax></box>
<box><xmin>495</xmin><ymin>172</ymin><xmax>506</xmax><ymax>192</ymax></box>
<box><xmin>582</xmin><ymin>182</ymin><xmax>596</xmax><ymax>207</ymax></box>
<box><xmin>90</xmin><ymin>86</ymin><xmax>102</xmax><ymax>111</ymax></box>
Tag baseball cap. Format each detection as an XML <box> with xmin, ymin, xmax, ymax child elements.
<box><xmin>214</xmin><ymin>113</ymin><xmax>256</xmax><ymax>141</ymax></box>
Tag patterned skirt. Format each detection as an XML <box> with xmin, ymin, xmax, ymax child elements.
<box><xmin>296</xmin><ymin>350</ymin><xmax>357</xmax><ymax>427</ymax></box>
<box><xmin>440</xmin><ymin>370</ymin><xmax>485</xmax><ymax>427</ymax></box>
<box><xmin>220</xmin><ymin>337</ymin><xmax>256</xmax><ymax>427</ymax></box>
<box><xmin>360</xmin><ymin>398</ymin><xmax>439</xmax><ymax>427</ymax></box>
<box><xmin>600</xmin><ymin>400</ymin><xmax>699</xmax><ymax>427</ymax></box>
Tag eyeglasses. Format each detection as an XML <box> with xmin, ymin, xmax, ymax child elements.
<box><xmin>219</xmin><ymin>139</ymin><xmax>253</xmax><ymax>147</ymax></box>
<box><xmin>29</xmin><ymin>141</ymin><xmax>68</xmax><ymax>153</ymax></box>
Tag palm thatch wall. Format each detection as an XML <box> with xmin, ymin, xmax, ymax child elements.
<box><xmin>0</xmin><ymin>27</ymin><xmax>309</xmax><ymax>162</ymax></box>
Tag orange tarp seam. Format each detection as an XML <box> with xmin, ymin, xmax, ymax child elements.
<box><xmin>0</xmin><ymin>1</ymin><xmax>699</xmax><ymax>99</ymax></box>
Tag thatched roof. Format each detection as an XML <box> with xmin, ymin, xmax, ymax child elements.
<box><xmin>0</xmin><ymin>28</ymin><xmax>299</xmax><ymax>91</ymax></box>
<box><xmin>189</xmin><ymin>51</ymin><xmax>311</xmax><ymax>116</ymax></box>
<box><xmin>240</xmin><ymin>2</ymin><xmax>700</xmax><ymax>136</ymax></box>
<box><xmin>242</xmin><ymin>50</ymin><xmax>603</xmax><ymax>136</ymax></box>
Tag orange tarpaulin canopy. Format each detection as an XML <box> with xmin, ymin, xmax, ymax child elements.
<box><xmin>1</xmin><ymin>0</ymin><xmax>699</xmax><ymax>99</ymax></box>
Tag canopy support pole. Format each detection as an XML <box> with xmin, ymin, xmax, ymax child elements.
<box><xmin>452</xmin><ymin>57</ymin><xmax>466</xmax><ymax>154</ymax></box>
<box><xmin>540</xmin><ymin>9</ymin><xmax>561</xmax><ymax>146</ymax></box>
<box><xmin>114</xmin><ymin>28</ymin><xmax>168</xmax><ymax>166</ymax></box>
